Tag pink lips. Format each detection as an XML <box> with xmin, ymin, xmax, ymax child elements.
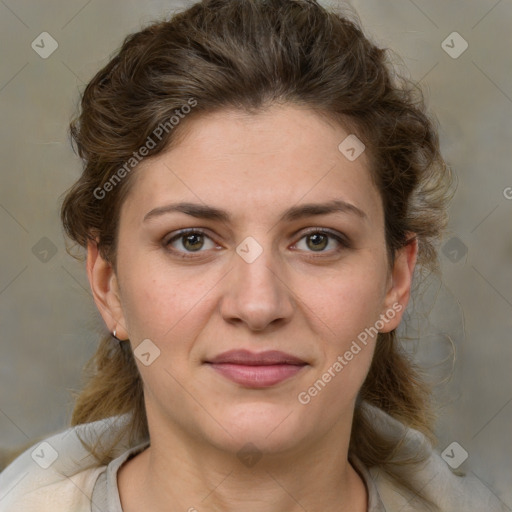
<box><xmin>205</xmin><ymin>349</ymin><xmax>307</xmax><ymax>388</ymax></box>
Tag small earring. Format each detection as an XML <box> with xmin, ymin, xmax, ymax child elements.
<box><xmin>112</xmin><ymin>329</ymin><xmax>123</xmax><ymax>342</ymax></box>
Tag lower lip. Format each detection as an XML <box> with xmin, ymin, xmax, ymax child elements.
<box><xmin>207</xmin><ymin>363</ymin><xmax>306</xmax><ymax>388</ymax></box>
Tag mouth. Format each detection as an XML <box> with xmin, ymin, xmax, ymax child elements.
<box><xmin>204</xmin><ymin>349</ymin><xmax>308</xmax><ymax>388</ymax></box>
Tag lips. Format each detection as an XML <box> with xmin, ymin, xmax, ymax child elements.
<box><xmin>206</xmin><ymin>349</ymin><xmax>306</xmax><ymax>366</ymax></box>
<box><xmin>205</xmin><ymin>349</ymin><xmax>307</xmax><ymax>388</ymax></box>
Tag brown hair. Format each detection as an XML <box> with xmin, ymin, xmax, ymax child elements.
<box><xmin>57</xmin><ymin>0</ymin><xmax>452</xmax><ymax>506</ymax></box>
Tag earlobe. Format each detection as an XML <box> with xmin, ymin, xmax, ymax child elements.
<box><xmin>380</xmin><ymin>235</ymin><xmax>418</xmax><ymax>333</ymax></box>
<box><xmin>86</xmin><ymin>239</ymin><xmax>128</xmax><ymax>339</ymax></box>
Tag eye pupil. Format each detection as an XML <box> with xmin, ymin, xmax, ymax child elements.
<box><xmin>307</xmin><ymin>233</ymin><xmax>328</xmax><ymax>251</ymax></box>
<box><xmin>183</xmin><ymin>233</ymin><xmax>204</xmax><ymax>251</ymax></box>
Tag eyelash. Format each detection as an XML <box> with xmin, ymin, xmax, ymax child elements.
<box><xmin>163</xmin><ymin>228</ymin><xmax>351</xmax><ymax>260</ymax></box>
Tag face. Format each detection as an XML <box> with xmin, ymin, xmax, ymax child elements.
<box><xmin>88</xmin><ymin>104</ymin><xmax>417</xmax><ymax>456</ymax></box>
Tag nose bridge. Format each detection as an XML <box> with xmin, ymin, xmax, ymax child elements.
<box><xmin>220</xmin><ymin>235</ymin><xmax>294</xmax><ymax>330</ymax></box>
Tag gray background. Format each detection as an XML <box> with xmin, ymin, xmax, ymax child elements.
<box><xmin>0</xmin><ymin>0</ymin><xmax>511</xmax><ymax>508</ymax></box>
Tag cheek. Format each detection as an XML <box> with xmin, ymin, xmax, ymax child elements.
<box><xmin>300</xmin><ymin>260</ymin><xmax>389</xmax><ymax>343</ymax></box>
<box><xmin>118</xmin><ymin>255</ymin><xmax>218</xmax><ymax>353</ymax></box>
<box><xmin>293</xmin><ymin>258</ymin><xmax>388</xmax><ymax>401</ymax></box>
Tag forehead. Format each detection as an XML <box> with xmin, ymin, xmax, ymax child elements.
<box><xmin>122</xmin><ymin>105</ymin><xmax>382</xmax><ymax>227</ymax></box>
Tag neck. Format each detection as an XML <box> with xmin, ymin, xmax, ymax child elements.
<box><xmin>118</xmin><ymin>415</ymin><xmax>367</xmax><ymax>512</ymax></box>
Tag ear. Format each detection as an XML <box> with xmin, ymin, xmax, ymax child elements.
<box><xmin>379</xmin><ymin>234</ymin><xmax>418</xmax><ymax>333</ymax></box>
<box><xmin>86</xmin><ymin>239</ymin><xmax>128</xmax><ymax>339</ymax></box>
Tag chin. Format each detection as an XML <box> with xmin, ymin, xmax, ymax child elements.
<box><xmin>210</xmin><ymin>402</ymin><xmax>310</xmax><ymax>453</ymax></box>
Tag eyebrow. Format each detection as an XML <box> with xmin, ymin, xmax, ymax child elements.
<box><xmin>143</xmin><ymin>199</ymin><xmax>367</xmax><ymax>224</ymax></box>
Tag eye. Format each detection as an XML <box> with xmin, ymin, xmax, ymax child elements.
<box><xmin>293</xmin><ymin>229</ymin><xmax>350</xmax><ymax>255</ymax></box>
<box><xmin>164</xmin><ymin>229</ymin><xmax>218</xmax><ymax>258</ymax></box>
<box><xmin>163</xmin><ymin>227</ymin><xmax>350</xmax><ymax>260</ymax></box>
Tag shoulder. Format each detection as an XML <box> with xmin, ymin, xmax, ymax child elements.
<box><xmin>370</xmin><ymin>458</ymin><xmax>509</xmax><ymax>512</ymax></box>
<box><xmin>360</xmin><ymin>402</ymin><xmax>508</xmax><ymax>512</ymax></box>
<box><xmin>0</xmin><ymin>414</ymin><xmax>132</xmax><ymax>512</ymax></box>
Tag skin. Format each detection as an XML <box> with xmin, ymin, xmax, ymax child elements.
<box><xmin>87</xmin><ymin>104</ymin><xmax>418</xmax><ymax>512</ymax></box>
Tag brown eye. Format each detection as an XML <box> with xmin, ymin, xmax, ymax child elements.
<box><xmin>306</xmin><ymin>232</ymin><xmax>329</xmax><ymax>251</ymax></box>
<box><xmin>181</xmin><ymin>233</ymin><xmax>205</xmax><ymax>252</ymax></box>
<box><xmin>164</xmin><ymin>229</ymin><xmax>217</xmax><ymax>258</ymax></box>
<box><xmin>294</xmin><ymin>229</ymin><xmax>350</xmax><ymax>255</ymax></box>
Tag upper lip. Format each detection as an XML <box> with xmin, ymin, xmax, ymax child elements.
<box><xmin>206</xmin><ymin>349</ymin><xmax>306</xmax><ymax>366</ymax></box>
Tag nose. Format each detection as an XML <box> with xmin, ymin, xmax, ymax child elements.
<box><xmin>219</xmin><ymin>240</ymin><xmax>295</xmax><ymax>332</ymax></box>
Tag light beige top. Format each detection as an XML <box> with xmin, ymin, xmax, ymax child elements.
<box><xmin>0</xmin><ymin>402</ymin><xmax>508</xmax><ymax>511</ymax></box>
<box><xmin>89</xmin><ymin>440</ymin><xmax>387</xmax><ymax>511</ymax></box>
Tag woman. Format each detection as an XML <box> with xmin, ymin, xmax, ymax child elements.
<box><xmin>0</xmin><ymin>0</ymin><xmax>507</xmax><ymax>511</ymax></box>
